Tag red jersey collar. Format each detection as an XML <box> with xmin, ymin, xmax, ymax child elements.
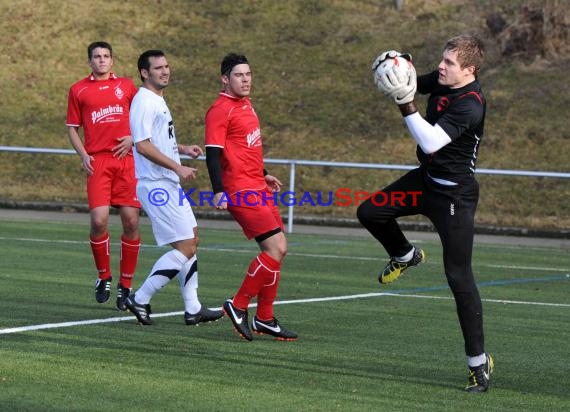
<box><xmin>219</xmin><ymin>91</ymin><xmax>248</xmax><ymax>101</ymax></box>
<box><xmin>89</xmin><ymin>72</ymin><xmax>118</xmax><ymax>81</ymax></box>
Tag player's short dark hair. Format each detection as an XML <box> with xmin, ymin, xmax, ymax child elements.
<box><xmin>221</xmin><ymin>53</ymin><xmax>249</xmax><ymax>76</ymax></box>
<box><xmin>87</xmin><ymin>41</ymin><xmax>112</xmax><ymax>59</ymax></box>
<box><xmin>137</xmin><ymin>49</ymin><xmax>166</xmax><ymax>82</ymax></box>
<box><xmin>445</xmin><ymin>34</ymin><xmax>485</xmax><ymax>76</ymax></box>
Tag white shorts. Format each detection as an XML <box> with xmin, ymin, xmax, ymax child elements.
<box><xmin>137</xmin><ymin>179</ymin><xmax>197</xmax><ymax>246</ymax></box>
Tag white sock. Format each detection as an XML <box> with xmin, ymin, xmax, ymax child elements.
<box><xmin>177</xmin><ymin>254</ymin><xmax>201</xmax><ymax>314</ymax></box>
<box><xmin>395</xmin><ymin>247</ymin><xmax>414</xmax><ymax>263</ymax></box>
<box><xmin>467</xmin><ymin>353</ymin><xmax>487</xmax><ymax>367</ymax></box>
<box><xmin>135</xmin><ymin>249</ymin><xmax>187</xmax><ymax>304</ymax></box>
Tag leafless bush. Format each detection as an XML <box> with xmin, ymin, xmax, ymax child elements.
<box><xmin>488</xmin><ymin>0</ymin><xmax>570</xmax><ymax>61</ymax></box>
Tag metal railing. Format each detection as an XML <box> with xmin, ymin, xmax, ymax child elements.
<box><xmin>2</xmin><ymin>145</ymin><xmax>569</xmax><ymax>232</ymax></box>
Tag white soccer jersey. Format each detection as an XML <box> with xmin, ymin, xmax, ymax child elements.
<box><xmin>130</xmin><ymin>87</ymin><xmax>181</xmax><ymax>183</ymax></box>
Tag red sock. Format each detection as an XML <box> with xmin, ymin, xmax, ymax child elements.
<box><xmin>256</xmin><ymin>267</ymin><xmax>280</xmax><ymax>321</ymax></box>
<box><xmin>233</xmin><ymin>252</ymin><xmax>280</xmax><ymax>311</ymax></box>
<box><xmin>90</xmin><ymin>233</ymin><xmax>111</xmax><ymax>280</ymax></box>
<box><xmin>120</xmin><ymin>235</ymin><xmax>140</xmax><ymax>288</ymax></box>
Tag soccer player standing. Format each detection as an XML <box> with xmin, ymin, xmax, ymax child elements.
<box><xmin>125</xmin><ymin>50</ymin><xmax>222</xmax><ymax>326</ymax></box>
<box><xmin>67</xmin><ymin>42</ymin><xmax>141</xmax><ymax>311</ymax></box>
<box><xmin>204</xmin><ymin>53</ymin><xmax>297</xmax><ymax>341</ymax></box>
<box><xmin>357</xmin><ymin>35</ymin><xmax>493</xmax><ymax>392</ymax></box>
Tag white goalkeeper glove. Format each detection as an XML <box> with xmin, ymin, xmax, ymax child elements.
<box><xmin>372</xmin><ymin>50</ymin><xmax>417</xmax><ymax>105</ymax></box>
<box><xmin>390</xmin><ymin>63</ymin><xmax>416</xmax><ymax>105</ymax></box>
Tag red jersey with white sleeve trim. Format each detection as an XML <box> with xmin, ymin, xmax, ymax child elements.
<box><xmin>204</xmin><ymin>92</ymin><xmax>266</xmax><ymax>195</ymax></box>
<box><xmin>66</xmin><ymin>73</ymin><xmax>137</xmax><ymax>155</ymax></box>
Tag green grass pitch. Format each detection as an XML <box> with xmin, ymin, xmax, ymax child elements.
<box><xmin>0</xmin><ymin>216</ymin><xmax>569</xmax><ymax>411</ymax></box>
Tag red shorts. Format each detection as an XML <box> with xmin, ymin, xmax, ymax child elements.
<box><xmin>86</xmin><ymin>152</ymin><xmax>141</xmax><ymax>209</ymax></box>
<box><xmin>228</xmin><ymin>189</ymin><xmax>284</xmax><ymax>240</ymax></box>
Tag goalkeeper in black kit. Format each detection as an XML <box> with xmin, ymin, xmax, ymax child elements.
<box><xmin>357</xmin><ymin>34</ymin><xmax>493</xmax><ymax>392</ymax></box>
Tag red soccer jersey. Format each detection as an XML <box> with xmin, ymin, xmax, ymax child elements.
<box><xmin>205</xmin><ymin>92</ymin><xmax>266</xmax><ymax>195</ymax></box>
<box><xmin>66</xmin><ymin>73</ymin><xmax>137</xmax><ymax>155</ymax></box>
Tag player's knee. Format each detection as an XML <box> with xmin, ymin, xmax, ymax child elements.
<box><xmin>266</xmin><ymin>241</ymin><xmax>287</xmax><ymax>262</ymax></box>
<box><xmin>276</xmin><ymin>243</ymin><xmax>287</xmax><ymax>260</ymax></box>
<box><xmin>193</xmin><ymin>228</ymin><xmax>200</xmax><ymax>247</ymax></box>
<box><xmin>172</xmin><ymin>238</ymin><xmax>197</xmax><ymax>259</ymax></box>
<box><xmin>122</xmin><ymin>218</ymin><xmax>139</xmax><ymax>236</ymax></box>
<box><xmin>182</xmin><ymin>244</ymin><xmax>197</xmax><ymax>259</ymax></box>
<box><xmin>90</xmin><ymin>217</ymin><xmax>108</xmax><ymax>235</ymax></box>
<box><xmin>277</xmin><ymin>234</ymin><xmax>288</xmax><ymax>259</ymax></box>
<box><xmin>185</xmin><ymin>239</ymin><xmax>198</xmax><ymax>257</ymax></box>
<box><xmin>356</xmin><ymin>201</ymin><xmax>372</xmax><ymax>225</ymax></box>
<box><xmin>446</xmin><ymin>275</ymin><xmax>476</xmax><ymax>294</ymax></box>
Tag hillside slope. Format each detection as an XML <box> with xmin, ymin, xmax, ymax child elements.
<box><xmin>0</xmin><ymin>0</ymin><xmax>568</xmax><ymax>230</ymax></box>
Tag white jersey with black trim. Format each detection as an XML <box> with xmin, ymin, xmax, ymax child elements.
<box><xmin>130</xmin><ymin>87</ymin><xmax>181</xmax><ymax>183</ymax></box>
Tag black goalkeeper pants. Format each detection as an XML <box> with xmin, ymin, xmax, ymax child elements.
<box><xmin>356</xmin><ymin>167</ymin><xmax>484</xmax><ymax>356</ymax></box>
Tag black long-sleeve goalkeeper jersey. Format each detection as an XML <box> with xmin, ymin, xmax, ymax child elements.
<box><xmin>416</xmin><ymin>70</ymin><xmax>486</xmax><ymax>183</ymax></box>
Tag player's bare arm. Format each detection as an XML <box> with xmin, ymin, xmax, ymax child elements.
<box><xmin>136</xmin><ymin>139</ymin><xmax>197</xmax><ymax>181</ymax></box>
<box><xmin>178</xmin><ymin>144</ymin><xmax>204</xmax><ymax>159</ymax></box>
<box><xmin>112</xmin><ymin>135</ymin><xmax>133</xmax><ymax>159</ymax></box>
<box><xmin>175</xmin><ymin>165</ymin><xmax>198</xmax><ymax>181</ymax></box>
<box><xmin>68</xmin><ymin>126</ymin><xmax>94</xmax><ymax>175</ymax></box>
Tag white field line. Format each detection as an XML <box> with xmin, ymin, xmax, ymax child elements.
<box><xmin>1</xmin><ymin>291</ymin><xmax>568</xmax><ymax>336</ymax></box>
<box><xmin>0</xmin><ymin>236</ymin><xmax>569</xmax><ymax>273</ymax></box>
<box><xmin>0</xmin><ymin>235</ymin><xmax>568</xmax><ymax>335</ymax></box>
<box><xmin>272</xmin><ymin>293</ymin><xmax>570</xmax><ymax>308</ymax></box>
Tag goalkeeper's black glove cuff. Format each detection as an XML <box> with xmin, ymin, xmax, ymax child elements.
<box><xmin>398</xmin><ymin>102</ymin><xmax>418</xmax><ymax>117</ymax></box>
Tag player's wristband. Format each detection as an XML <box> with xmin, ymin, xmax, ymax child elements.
<box><xmin>263</xmin><ymin>169</ymin><xmax>268</xmax><ymax>176</ymax></box>
<box><xmin>398</xmin><ymin>102</ymin><xmax>418</xmax><ymax>117</ymax></box>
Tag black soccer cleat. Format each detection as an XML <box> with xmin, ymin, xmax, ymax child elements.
<box><xmin>125</xmin><ymin>295</ymin><xmax>153</xmax><ymax>325</ymax></box>
<box><xmin>95</xmin><ymin>277</ymin><xmax>112</xmax><ymax>303</ymax></box>
<box><xmin>116</xmin><ymin>283</ymin><xmax>132</xmax><ymax>311</ymax></box>
<box><xmin>379</xmin><ymin>247</ymin><xmax>425</xmax><ymax>284</ymax></box>
<box><xmin>184</xmin><ymin>307</ymin><xmax>224</xmax><ymax>326</ymax></box>
<box><xmin>222</xmin><ymin>299</ymin><xmax>252</xmax><ymax>341</ymax></box>
<box><xmin>252</xmin><ymin>316</ymin><xmax>298</xmax><ymax>341</ymax></box>
<box><xmin>465</xmin><ymin>353</ymin><xmax>494</xmax><ymax>393</ymax></box>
